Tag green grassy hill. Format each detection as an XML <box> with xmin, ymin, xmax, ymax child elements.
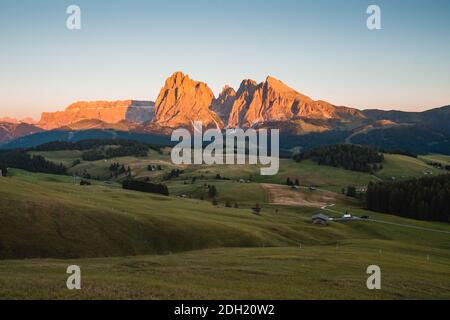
<box><xmin>1</xmin><ymin>148</ymin><xmax>450</xmax><ymax>299</ymax></box>
<box><xmin>30</xmin><ymin>148</ymin><xmax>445</xmax><ymax>195</ymax></box>
<box><xmin>0</xmin><ymin>170</ymin><xmax>305</xmax><ymax>259</ymax></box>
<box><xmin>377</xmin><ymin>154</ymin><xmax>441</xmax><ymax>179</ymax></box>
<box><xmin>2</xmin><ymin>244</ymin><xmax>450</xmax><ymax>300</ymax></box>
<box><xmin>419</xmin><ymin>154</ymin><xmax>450</xmax><ymax>166</ymax></box>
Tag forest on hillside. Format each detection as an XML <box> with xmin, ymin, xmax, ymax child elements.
<box><xmin>366</xmin><ymin>174</ymin><xmax>450</xmax><ymax>222</ymax></box>
<box><xmin>293</xmin><ymin>144</ymin><xmax>384</xmax><ymax>173</ymax></box>
<box><xmin>30</xmin><ymin>139</ymin><xmax>162</xmax><ymax>161</ymax></box>
<box><xmin>122</xmin><ymin>179</ymin><xmax>169</xmax><ymax>196</ymax></box>
<box><xmin>351</xmin><ymin>125</ymin><xmax>450</xmax><ymax>155</ymax></box>
<box><xmin>0</xmin><ymin>149</ymin><xmax>66</xmax><ymax>175</ymax></box>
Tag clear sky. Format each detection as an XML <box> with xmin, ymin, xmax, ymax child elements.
<box><xmin>1</xmin><ymin>0</ymin><xmax>449</xmax><ymax>119</ymax></box>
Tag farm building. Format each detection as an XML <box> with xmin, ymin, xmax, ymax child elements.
<box><xmin>311</xmin><ymin>213</ymin><xmax>329</xmax><ymax>225</ymax></box>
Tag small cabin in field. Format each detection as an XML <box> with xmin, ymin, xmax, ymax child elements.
<box><xmin>311</xmin><ymin>213</ymin><xmax>329</xmax><ymax>225</ymax></box>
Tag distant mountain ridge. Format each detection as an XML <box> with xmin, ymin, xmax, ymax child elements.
<box><xmin>5</xmin><ymin>72</ymin><xmax>447</xmax><ymax>133</ymax></box>
<box><xmin>152</xmin><ymin>72</ymin><xmax>365</xmax><ymax>129</ymax></box>
<box><xmin>0</xmin><ymin>72</ymin><xmax>449</xmax><ymax>154</ymax></box>
<box><xmin>26</xmin><ymin>71</ymin><xmax>369</xmax><ymax>134</ymax></box>
<box><xmin>0</xmin><ymin>122</ymin><xmax>43</xmax><ymax>145</ymax></box>
<box><xmin>362</xmin><ymin>105</ymin><xmax>450</xmax><ymax>134</ymax></box>
<box><xmin>220</xmin><ymin>75</ymin><xmax>364</xmax><ymax>128</ymax></box>
<box><xmin>39</xmin><ymin>100</ymin><xmax>155</xmax><ymax>130</ymax></box>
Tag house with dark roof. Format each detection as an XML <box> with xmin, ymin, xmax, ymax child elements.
<box><xmin>311</xmin><ymin>213</ymin><xmax>330</xmax><ymax>225</ymax></box>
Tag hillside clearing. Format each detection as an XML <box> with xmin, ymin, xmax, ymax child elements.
<box><xmin>262</xmin><ymin>184</ymin><xmax>353</xmax><ymax>208</ymax></box>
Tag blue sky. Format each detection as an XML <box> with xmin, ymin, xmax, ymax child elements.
<box><xmin>1</xmin><ymin>0</ymin><xmax>449</xmax><ymax>119</ymax></box>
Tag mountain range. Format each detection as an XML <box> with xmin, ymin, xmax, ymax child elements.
<box><xmin>1</xmin><ymin>72</ymin><xmax>449</xmax><ymax>154</ymax></box>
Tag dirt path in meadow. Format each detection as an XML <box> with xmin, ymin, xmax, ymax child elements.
<box><xmin>262</xmin><ymin>183</ymin><xmax>333</xmax><ymax>208</ymax></box>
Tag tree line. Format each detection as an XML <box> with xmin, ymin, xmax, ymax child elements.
<box><xmin>351</xmin><ymin>125</ymin><xmax>450</xmax><ymax>156</ymax></box>
<box><xmin>30</xmin><ymin>139</ymin><xmax>161</xmax><ymax>152</ymax></box>
<box><xmin>122</xmin><ymin>179</ymin><xmax>169</xmax><ymax>196</ymax></box>
<box><xmin>0</xmin><ymin>164</ymin><xmax>7</xmax><ymax>176</ymax></box>
<box><xmin>164</xmin><ymin>169</ymin><xmax>184</xmax><ymax>180</ymax></box>
<box><xmin>293</xmin><ymin>144</ymin><xmax>384</xmax><ymax>173</ymax></box>
<box><xmin>81</xmin><ymin>144</ymin><xmax>150</xmax><ymax>161</ymax></box>
<box><xmin>0</xmin><ymin>149</ymin><xmax>66</xmax><ymax>175</ymax></box>
<box><xmin>366</xmin><ymin>174</ymin><xmax>450</xmax><ymax>222</ymax></box>
<box><xmin>28</xmin><ymin>139</ymin><xmax>162</xmax><ymax>162</ymax></box>
<box><xmin>109</xmin><ymin>162</ymin><xmax>131</xmax><ymax>178</ymax></box>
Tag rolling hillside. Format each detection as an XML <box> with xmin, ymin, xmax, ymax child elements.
<box><xmin>0</xmin><ymin>169</ymin><xmax>449</xmax><ymax>299</ymax></box>
<box><xmin>1</xmin><ymin>144</ymin><xmax>450</xmax><ymax>299</ymax></box>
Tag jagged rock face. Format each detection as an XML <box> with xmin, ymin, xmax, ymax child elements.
<box><xmin>0</xmin><ymin>122</ymin><xmax>43</xmax><ymax>144</ymax></box>
<box><xmin>3</xmin><ymin>72</ymin><xmax>367</xmax><ymax>139</ymax></box>
<box><xmin>39</xmin><ymin>100</ymin><xmax>155</xmax><ymax>130</ymax></box>
<box><xmin>153</xmin><ymin>73</ymin><xmax>364</xmax><ymax>129</ymax></box>
<box><xmin>226</xmin><ymin>80</ymin><xmax>258</xmax><ymax>128</ymax></box>
<box><xmin>154</xmin><ymin>72</ymin><xmax>223</xmax><ymax>129</ymax></box>
<box><xmin>226</xmin><ymin>76</ymin><xmax>364</xmax><ymax>128</ymax></box>
<box><xmin>212</xmin><ymin>85</ymin><xmax>236</xmax><ymax>126</ymax></box>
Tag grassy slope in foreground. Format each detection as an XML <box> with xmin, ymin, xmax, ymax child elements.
<box><xmin>1</xmin><ymin>244</ymin><xmax>449</xmax><ymax>299</ymax></box>
<box><xmin>0</xmin><ymin>169</ymin><xmax>340</xmax><ymax>259</ymax></box>
<box><xmin>0</xmin><ymin>170</ymin><xmax>450</xmax><ymax>299</ymax></box>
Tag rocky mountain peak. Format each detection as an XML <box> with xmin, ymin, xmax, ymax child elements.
<box><xmin>154</xmin><ymin>72</ymin><xmax>223</xmax><ymax>129</ymax></box>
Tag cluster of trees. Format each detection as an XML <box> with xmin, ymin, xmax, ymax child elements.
<box><xmin>0</xmin><ymin>150</ymin><xmax>66</xmax><ymax>175</ymax></box>
<box><xmin>109</xmin><ymin>163</ymin><xmax>131</xmax><ymax>178</ymax></box>
<box><xmin>286</xmin><ymin>177</ymin><xmax>300</xmax><ymax>186</ymax></box>
<box><xmin>293</xmin><ymin>144</ymin><xmax>384</xmax><ymax>173</ymax></box>
<box><xmin>252</xmin><ymin>203</ymin><xmax>262</xmax><ymax>214</ymax></box>
<box><xmin>122</xmin><ymin>179</ymin><xmax>169</xmax><ymax>196</ymax></box>
<box><xmin>0</xmin><ymin>164</ymin><xmax>7</xmax><ymax>176</ymax></box>
<box><xmin>426</xmin><ymin>162</ymin><xmax>450</xmax><ymax>171</ymax></box>
<box><xmin>225</xmin><ymin>200</ymin><xmax>239</xmax><ymax>208</ymax></box>
<box><xmin>366</xmin><ymin>174</ymin><xmax>450</xmax><ymax>222</ymax></box>
<box><xmin>81</xmin><ymin>144</ymin><xmax>149</xmax><ymax>161</ymax></box>
<box><xmin>80</xmin><ymin>179</ymin><xmax>91</xmax><ymax>186</ymax></box>
<box><xmin>75</xmin><ymin>168</ymin><xmax>95</xmax><ymax>180</ymax></box>
<box><xmin>208</xmin><ymin>185</ymin><xmax>218</xmax><ymax>198</ymax></box>
<box><xmin>215</xmin><ymin>174</ymin><xmax>230</xmax><ymax>180</ymax></box>
<box><xmin>165</xmin><ymin>169</ymin><xmax>184</xmax><ymax>180</ymax></box>
<box><xmin>343</xmin><ymin>186</ymin><xmax>358</xmax><ymax>198</ymax></box>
